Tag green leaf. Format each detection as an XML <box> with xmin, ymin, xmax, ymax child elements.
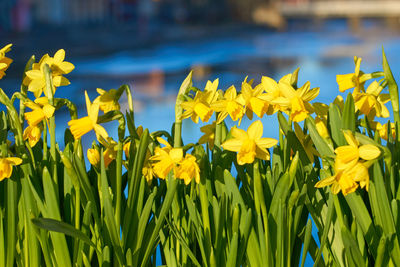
<box><xmin>383</xmin><ymin>48</ymin><xmax>400</xmax><ymax>125</ymax></box>
<box><xmin>342</xmin><ymin>93</ymin><xmax>356</xmax><ymax>132</ymax></box>
<box><xmin>226</xmin><ymin>232</ymin><xmax>238</xmax><ymax>267</ymax></box>
<box><xmin>328</xmin><ymin>103</ymin><xmax>346</xmax><ymax>146</ymax></box>
<box><xmin>31</xmin><ymin>218</ymin><xmax>99</xmax><ymax>253</ymax></box>
<box><xmin>301</xmin><ymin>219</ymin><xmax>312</xmax><ymax>267</ymax></box>
<box><xmin>306</xmin><ymin>117</ymin><xmax>334</xmax><ymax>158</ymax></box>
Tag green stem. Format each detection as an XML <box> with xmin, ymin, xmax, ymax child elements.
<box><xmin>254</xmin><ymin>160</ymin><xmax>272</xmax><ymax>266</ymax></box>
<box><xmin>115</xmin><ymin>141</ymin><xmax>123</xmax><ymax>228</ymax></box>
<box><xmin>44</xmin><ymin>64</ymin><xmax>58</xmax><ymax>188</ymax></box>
<box><xmin>214</xmin><ymin>118</ymin><xmax>222</xmax><ymax>148</ymax></box>
<box><xmin>43</xmin><ymin>122</ymin><xmax>48</xmax><ymax>161</ymax></box>
<box><xmin>174</xmin><ymin>122</ymin><xmax>182</xmax><ymax>148</ymax></box>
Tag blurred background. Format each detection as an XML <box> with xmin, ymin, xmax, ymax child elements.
<box><xmin>2</xmin><ymin>0</ymin><xmax>400</xmax><ymax>265</ymax></box>
<box><xmin>2</xmin><ymin>0</ymin><xmax>400</xmax><ymax>142</ymax></box>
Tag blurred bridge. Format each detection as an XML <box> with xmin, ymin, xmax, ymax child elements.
<box><xmin>278</xmin><ymin>0</ymin><xmax>400</xmax><ymax>18</ymax></box>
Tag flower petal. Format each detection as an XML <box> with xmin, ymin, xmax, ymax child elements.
<box><xmin>359</xmin><ymin>145</ymin><xmax>380</xmax><ymax>160</ymax></box>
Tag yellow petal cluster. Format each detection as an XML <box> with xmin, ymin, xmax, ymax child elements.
<box><xmin>94</xmin><ymin>88</ymin><xmax>123</xmax><ymax>113</ymax></box>
<box><xmin>198</xmin><ymin>122</ymin><xmax>215</xmax><ymax>149</ymax></box>
<box><xmin>336</xmin><ymin>56</ymin><xmax>366</xmax><ymax>92</ymax></box>
<box><xmin>315</xmin><ymin>131</ymin><xmax>380</xmax><ymax>195</ymax></box>
<box><xmin>87</xmin><ymin>148</ymin><xmax>100</xmax><ymax>166</ymax></box>
<box><xmin>24</xmin><ymin>97</ymin><xmax>55</xmax><ymax>126</ymax></box>
<box><xmin>0</xmin><ymin>44</ymin><xmax>13</xmax><ymax>79</ymax></box>
<box><xmin>0</xmin><ymin>157</ymin><xmax>22</xmax><ymax>181</ymax></box>
<box><xmin>212</xmin><ymin>85</ymin><xmax>245</xmax><ymax>123</ymax></box>
<box><xmin>270</xmin><ymin>80</ymin><xmax>319</xmax><ymax>122</ymax></box>
<box><xmin>221</xmin><ymin>120</ymin><xmax>277</xmax><ymax>165</ymax></box>
<box><xmin>23</xmin><ymin>49</ymin><xmax>74</xmax><ymax>98</ymax></box>
<box><xmin>149</xmin><ymin>138</ymin><xmax>200</xmax><ymax>185</ymax></box>
<box><xmin>353</xmin><ymin>81</ymin><xmax>390</xmax><ymax>118</ymax></box>
<box><xmin>181</xmin><ymin>79</ymin><xmax>219</xmax><ymax>123</ymax></box>
<box><xmin>68</xmin><ymin>91</ymin><xmax>108</xmax><ymax>140</ymax></box>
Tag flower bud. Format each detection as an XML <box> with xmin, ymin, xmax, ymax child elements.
<box><xmin>87</xmin><ymin>148</ymin><xmax>100</xmax><ymax>166</ymax></box>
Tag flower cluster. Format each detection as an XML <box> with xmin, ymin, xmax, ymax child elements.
<box><xmin>181</xmin><ymin>74</ymin><xmax>319</xmax><ymax>125</ymax></box>
<box><xmin>149</xmin><ymin>138</ymin><xmax>200</xmax><ymax>185</ymax></box>
<box><xmin>315</xmin><ymin>131</ymin><xmax>381</xmax><ymax>195</ymax></box>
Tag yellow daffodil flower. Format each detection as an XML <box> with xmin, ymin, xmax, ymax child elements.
<box><xmin>221</xmin><ymin>120</ymin><xmax>278</xmax><ymax>165</ymax></box>
<box><xmin>68</xmin><ymin>91</ymin><xmax>108</xmax><ymax>140</ymax></box>
<box><xmin>150</xmin><ymin>137</ymin><xmax>183</xmax><ymax>179</ymax></box>
<box><xmin>181</xmin><ymin>79</ymin><xmax>219</xmax><ymax>123</ymax></box>
<box><xmin>315</xmin><ymin>167</ymin><xmax>359</xmax><ymax>196</ymax></box>
<box><xmin>175</xmin><ymin>154</ymin><xmax>200</xmax><ymax>185</ymax></box>
<box><xmin>23</xmin><ymin>49</ymin><xmax>74</xmax><ymax>98</ymax></box>
<box><xmin>142</xmin><ymin>151</ymin><xmax>155</xmax><ymax>184</ymax></box>
<box><xmin>374</xmin><ymin>122</ymin><xmax>395</xmax><ymax>141</ymax></box>
<box><xmin>199</xmin><ymin>122</ymin><xmax>215</xmax><ymax>149</ymax></box>
<box><xmin>271</xmin><ymin>81</ymin><xmax>319</xmax><ymax>122</ymax></box>
<box><xmin>354</xmin><ymin>81</ymin><xmax>390</xmax><ymax>118</ymax></box>
<box><xmin>24</xmin><ymin>97</ymin><xmax>55</xmax><ymax>126</ymax></box>
<box><xmin>0</xmin><ymin>157</ymin><xmax>22</xmax><ymax>181</ymax></box>
<box><xmin>123</xmin><ymin>142</ymin><xmax>131</xmax><ymax>158</ymax></box>
<box><xmin>94</xmin><ymin>88</ymin><xmax>123</xmax><ymax>113</ymax></box>
<box><xmin>211</xmin><ymin>85</ymin><xmax>245</xmax><ymax>123</ymax></box>
<box><xmin>0</xmin><ymin>44</ymin><xmax>13</xmax><ymax>79</ymax></box>
<box><xmin>87</xmin><ymin>148</ymin><xmax>100</xmax><ymax>166</ymax></box>
<box><xmin>23</xmin><ymin>125</ymin><xmax>42</xmax><ymax>147</ymax></box>
<box><xmin>241</xmin><ymin>78</ymin><xmax>269</xmax><ymax>120</ymax></box>
<box><xmin>335</xmin><ymin>131</ymin><xmax>380</xmax><ymax>171</ymax></box>
<box><xmin>336</xmin><ymin>56</ymin><xmax>368</xmax><ymax>92</ymax></box>
<box><xmin>261</xmin><ymin>74</ymin><xmax>293</xmax><ymax>114</ymax></box>
<box><xmin>316</xmin><ymin>131</ymin><xmax>380</xmax><ymax>195</ymax></box>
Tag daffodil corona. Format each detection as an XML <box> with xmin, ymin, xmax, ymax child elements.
<box><xmin>68</xmin><ymin>91</ymin><xmax>108</xmax><ymax>140</ymax></box>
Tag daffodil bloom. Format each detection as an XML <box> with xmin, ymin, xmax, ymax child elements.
<box><xmin>199</xmin><ymin>122</ymin><xmax>215</xmax><ymax>149</ymax></box>
<box><xmin>261</xmin><ymin>74</ymin><xmax>292</xmax><ymax>114</ymax></box>
<box><xmin>0</xmin><ymin>157</ymin><xmax>22</xmax><ymax>181</ymax></box>
<box><xmin>150</xmin><ymin>137</ymin><xmax>183</xmax><ymax>179</ymax></box>
<box><xmin>315</xmin><ymin>168</ymin><xmax>359</xmax><ymax>196</ymax></box>
<box><xmin>294</xmin><ymin>123</ymin><xmax>319</xmax><ymax>162</ymax></box>
<box><xmin>142</xmin><ymin>151</ymin><xmax>155</xmax><ymax>184</ymax></box>
<box><xmin>103</xmin><ymin>147</ymin><xmax>116</xmax><ymax>168</ymax></box>
<box><xmin>94</xmin><ymin>88</ymin><xmax>123</xmax><ymax>113</ymax></box>
<box><xmin>221</xmin><ymin>120</ymin><xmax>278</xmax><ymax>165</ymax></box>
<box><xmin>211</xmin><ymin>85</ymin><xmax>245</xmax><ymax>123</ymax></box>
<box><xmin>68</xmin><ymin>91</ymin><xmax>109</xmax><ymax>140</ymax></box>
<box><xmin>87</xmin><ymin>148</ymin><xmax>100</xmax><ymax>166</ymax></box>
<box><xmin>23</xmin><ymin>125</ymin><xmax>42</xmax><ymax>147</ymax></box>
<box><xmin>24</xmin><ymin>49</ymin><xmax>74</xmax><ymax>98</ymax></box>
<box><xmin>175</xmin><ymin>154</ymin><xmax>200</xmax><ymax>185</ymax></box>
<box><xmin>271</xmin><ymin>81</ymin><xmax>319</xmax><ymax>122</ymax></box>
<box><xmin>335</xmin><ymin>131</ymin><xmax>380</xmax><ymax>171</ymax></box>
<box><xmin>24</xmin><ymin>97</ymin><xmax>55</xmax><ymax>126</ymax></box>
<box><xmin>374</xmin><ymin>122</ymin><xmax>395</xmax><ymax>141</ymax></box>
<box><xmin>0</xmin><ymin>44</ymin><xmax>13</xmax><ymax>79</ymax></box>
<box><xmin>241</xmin><ymin>79</ymin><xmax>269</xmax><ymax>120</ymax></box>
<box><xmin>181</xmin><ymin>79</ymin><xmax>219</xmax><ymax>123</ymax></box>
<box><xmin>315</xmin><ymin>131</ymin><xmax>379</xmax><ymax>195</ymax></box>
<box><xmin>353</xmin><ymin>81</ymin><xmax>390</xmax><ymax>118</ymax></box>
<box><xmin>123</xmin><ymin>142</ymin><xmax>131</xmax><ymax>158</ymax></box>
<box><xmin>351</xmin><ymin>162</ymin><xmax>370</xmax><ymax>191</ymax></box>
<box><xmin>43</xmin><ymin>49</ymin><xmax>75</xmax><ymax>76</ymax></box>
<box><xmin>336</xmin><ymin>56</ymin><xmax>368</xmax><ymax>92</ymax></box>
